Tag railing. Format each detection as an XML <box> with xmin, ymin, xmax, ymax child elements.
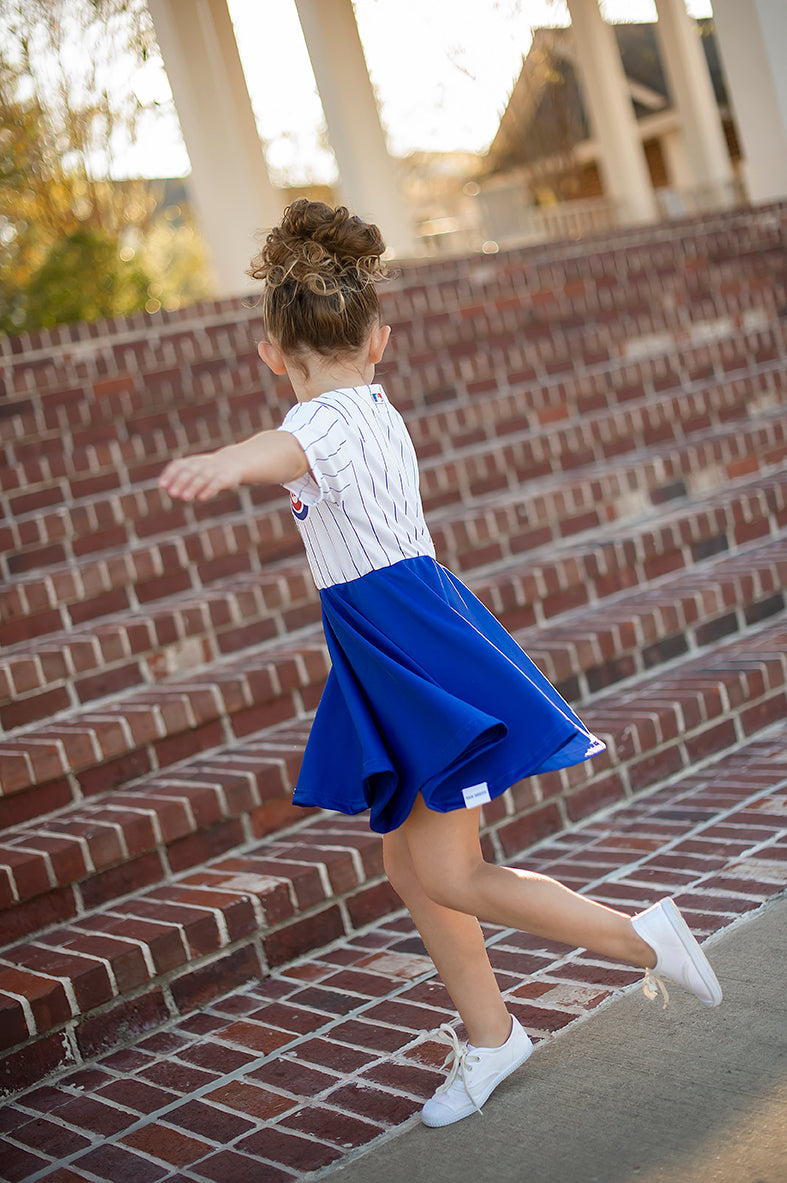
<box><xmin>415</xmin><ymin>176</ymin><xmax>751</xmax><ymax>256</ymax></box>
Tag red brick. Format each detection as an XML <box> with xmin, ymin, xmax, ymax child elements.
<box><xmin>84</xmin><ymin>912</ymin><xmax>187</xmax><ymax>974</ymax></box>
<box><xmin>215</xmin><ymin>1019</ymin><xmax>293</xmax><ymax>1056</ymax></box>
<box><xmin>565</xmin><ymin>773</ymin><xmax>628</xmax><ymax>824</ymax></box>
<box><xmin>26</xmin><ymin>1170</ymin><xmax>87</xmax><ymax>1183</ymax></box>
<box><xmin>170</xmin><ymin>944</ymin><xmax>263</xmax><ymax>1014</ymax></box>
<box><xmin>54</xmin><ymin>1095</ymin><xmax>135</xmax><ymax>1136</ymax></box>
<box><xmin>263</xmin><ymin>905</ymin><xmax>345</xmax><ymax>969</ymax></box>
<box><xmin>74</xmin><ymin>662</ymin><xmax>144</xmax><ymax>703</ymax></box>
<box><xmin>0</xmin><ymin>965</ymin><xmax>73</xmax><ymax>1032</ymax></box>
<box><xmin>76</xmin><ymin>748</ymin><xmax>152</xmax><ymax>796</ymax></box>
<box><xmin>75</xmin><ymin>989</ymin><xmax>169</xmax><ymax>1059</ymax></box>
<box><xmin>190</xmin><ymin>1148</ymin><xmax>296</xmax><ymax>1183</ymax></box>
<box><xmin>98</xmin><ymin>1077</ymin><xmax>179</xmax><ymax>1115</ymax></box>
<box><xmin>627</xmin><ymin>744</ymin><xmax>685</xmax><ymax>792</ymax></box>
<box><xmin>179</xmin><ymin>1040</ymin><xmax>257</xmax><ymax>1076</ymax></box>
<box><xmin>78</xmin><ymin>1143</ymin><xmax>169</xmax><ymax>1183</ymax></box>
<box><xmin>166</xmin><ymin>818</ymin><xmax>245</xmax><ymax>874</ymax></box>
<box><xmin>123</xmin><ymin>1122</ymin><xmax>214</xmax><ymax>1167</ymax></box>
<box><xmin>139</xmin><ymin>1057</ymin><xmax>216</xmax><ymax>1094</ymax></box>
<box><xmin>685</xmin><ymin>719</ymin><xmax>739</xmax><ymax>763</ymax></box>
<box><xmin>0</xmin><ymin>992</ymin><xmax>31</xmax><ymax>1049</ymax></box>
<box><xmin>281</xmin><ymin>1036</ymin><xmax>372</xmax><ymax>1075</ymax></box>
<box><xmin>279</xmin><ymin>1102</ymin><xmax>384</xmax><ymax>1147</ymax></box>
<box><xmin>237</xmin><ymin>1125</ymin><xmax>342</xmax><ymax>1172</ymax></box>
<box><xmin>153</xmin><ymin>719</ymin><xmax>225</xmax><ymax>769</ymax></box>
<box><xmin>38</xmin><ymin>931</ymin><xmax>148</xmax><ymax>993</ymax></box>
<box><xmin>206</xmin><ymin>1079</ymin><xmax>295</xmax><ymax>1121</ymax></box>
<box><xmin>362</xmin><ymin>1057</ymin><xmax>442</xmax><ymax>1099</ymax></box>
<box><xmin>497</xmin><ymin>802</ymin><xmax>564</xmax><ymax>859</ymax></box>
<box><xmin>247</xmin><ymin>1056</ymin><xmax>339</xmax><ymax>1098</ymax></box>
<box><xmin>80</xmin><ymin>851</ymin><xmax>165</xmax><ymax>910</ymax></box>
<box><xmin>0</xmin><ymin>1030</ymin><xmax>76</xmax><ymax>1097</ymax></box>
<box><xmin>164</xmin><ymin>1097</ymin><xmax>255</xmax><ymax>1143</ymax></box>
<box><xmin>345</xmin><ymin>879</ymin><xmax>400</xmax><ymax>929</ymax></box>
<box><xmin>0</xmin><ymin>1142</ymin><xmax>51</xmax><ymax>1181</ymax></box>
<box><xmin>324</xmin><ymin>1080</ymin><xmax>421</xmax><ymax>1126</ymax></box>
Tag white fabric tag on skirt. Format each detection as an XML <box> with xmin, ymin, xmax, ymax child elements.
<box><xmin>462</xmin><ymin>782</ymin><xmax>491</xmax><ymax>808</ymax></box>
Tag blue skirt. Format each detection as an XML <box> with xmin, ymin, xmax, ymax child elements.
<box><xmin>292</xmin><ymin>555</ymin><xmax>605</xmax><ymax>833</ymax></box>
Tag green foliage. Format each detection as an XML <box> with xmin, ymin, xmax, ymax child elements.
<box><xmin>21</xmin><ymin>227</ymin><xmax>151</xmax><ymax>330</ymax></box>
<box><xmin>0</xmin><ymin>0</ymin><xmax>213</xmax><ymax>335</ymax></box>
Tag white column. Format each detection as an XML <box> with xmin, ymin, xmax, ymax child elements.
<box><xmin>710</xmin><ymin>0</ymin><xmax>787</xmax><ymax>203</ymax></box>
<box><xmin>565</xmin><ymin>0</ymin><xmax>659</xmax><ymax>224</ymax></box>
<box><xmin>294</xmin><ymin>0</ymin><xmax>417</xmax><ymax>256</ymax></box>
<box><xmin>148</xmin><ymin>0</ymin><xmax>282</xmax><ymax>296</ymax></box>
<box><xmin>653</xmin><ymin>0</ymin><xmax>734</xmax><ymax>204</ymax></box>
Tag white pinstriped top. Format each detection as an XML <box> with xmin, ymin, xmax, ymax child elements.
<box><xmin>278</xmin><ymin>384</ymin><xmax>436</xmax><ymax>589</ymax></box>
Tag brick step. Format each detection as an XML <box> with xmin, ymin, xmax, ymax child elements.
<box><xmin>0</xmin><ymin>626</ymin><xmax>330</xmax><ymax>805</ymax></box>
<box><xmin>2</xmin><ymin>268</ymin><xmax>783</xmax><ymax>486</ymax></box>
<box><xmin>388</xmin><ymin>203</ymin><xmax>787</xmax><ymax>311</ymax></box>
<box><xmin>0</xmin><ymin>559</ymin><xmax>319</xmax><ymax>727</ymax></box>
<box><xmin>2</xmin><ymin>212</ymin><xmax>784</xmax><ymax>461</ymax></box>
<box><xmin>1</xmin><ymin>200</ymin><xmax>783</xmax><ymax>414</ymax></box>
<box><xmin>2</xmin><ymin>351</ymin><xmax>783</xmax><ymax>625</ymax></box>
<box><xmin>388</xmin><ymin>272</ymin><xmax>784</xmax><ymax>380</ymax></box>
<box><xmin>0</xmin><ymin>620</ymin><xmax>783</xmax><ymax>1095</ymax></box>
<box><xmin>0</xmin><ymin>728</ymin><xmax>782</xmax><ymax>1153</ymax></box>
<box><xmin>5</xmin><ymin>305</ymin><xmax>783</xmax><ymax>545</ymax></box>
<box><xmin>0</xmin><ymin>532</ymin><xmax>783</xmax><ymax>936</ymax></box>
<box><xmin>416</xmin><ymin>373</ymin><xmax>784</xmax><ymax>513</ymax></box>
<box><xmin>2</xmin><ymin>463</ymin><xmax>785</xmax><ymax>732</ymax></box>
<box><xmin>3</xmin><ymin>283</ymin><xmax>782</xmax><ymax>552</ymax></box>
<box><xmin>1</xmin><ymin>395</ymin><xmax>784</xmax><ymax>663</ymax></box>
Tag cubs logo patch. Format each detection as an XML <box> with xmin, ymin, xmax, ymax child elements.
<box><xmin>290</xmin><ymin>493</ymin><xmax>309</xmax><ymax>520</ymax></box>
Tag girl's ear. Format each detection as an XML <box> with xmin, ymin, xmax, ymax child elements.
<box><xmin>369</xmin><ymin>323</ymin><xmax>391</xmax><ymax>365</ymax></box>
<box><xmin>257</xmin><ymin>340</ymin><xmax>288</xmax><ymax>375</ymax></box>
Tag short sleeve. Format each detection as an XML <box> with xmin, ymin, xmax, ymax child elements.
<box><xmin>277</xmin><ymin>401</ymin><xmax>349</xmax><ymax>506</ymax></box>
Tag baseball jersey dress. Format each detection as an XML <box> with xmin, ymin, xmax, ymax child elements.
<box><xmin>279</xmin><ymin>383</ymin><xmax>605</xmax><ymax>834</ymax></box>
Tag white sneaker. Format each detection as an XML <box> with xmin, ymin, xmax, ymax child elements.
<box><xmin>421</xmin><ymin>1017</ymin><xmax>533</xmax><ymax>1127</ymax></box>
<box><xmin>632</xmin><ymin>897</ymin><xmax>722</xmax><ymax>1008</ymax></box>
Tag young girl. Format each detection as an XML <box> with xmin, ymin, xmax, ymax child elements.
<box><xmin>159</xmin><ymin>200</ymin><xmax>722</xmax><ymax>1128</ymax></box>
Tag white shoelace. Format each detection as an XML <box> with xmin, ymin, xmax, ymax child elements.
<box><xmin>434</xmin><ymin>1023</ymin><xmax>484</xmax><ymax>1114</ymax></box>
<box><xmin>642</xmin><ymin>968</ymin><xmax>670</xmax><ymax>1009</ymax></box>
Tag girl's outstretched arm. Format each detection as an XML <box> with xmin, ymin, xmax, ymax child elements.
<box><xmin>159</xmin><ymin>430</ymin><xmax>309</xmax><ymax>502</ymax></box>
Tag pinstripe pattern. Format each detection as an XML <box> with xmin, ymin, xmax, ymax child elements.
<box><xmin>279</xmin><ymin>385</ymin><xmax>435</xmax><ymax>588</ymax></box>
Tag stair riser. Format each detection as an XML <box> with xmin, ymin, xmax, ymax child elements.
<box><xmin>1</xmin><ymin>627</ymin><xmax>783</xmax><ymax>1098</ymax></box>
<box><xmin>2</xmin><ymin>205</ymin><xmax>784</xmax><ymax>414</ymax></box>
<box><xmin>2</xmin><ymin>300</ymin><xmax>785</xmax><ymax>496</ymax></box>
<box><xmin>3</xmin><ymin>462</ymin><xmax>785</xmax><ymax>729</ymax></box>
<box><xmin>2</xmin><ymin>372</ymin><xmax>784</xmax><ymax>646</ymax></box>
<box><xmin>0</xmin><ymin>542</ymin><xmax>783</xmax><ymax>932</ymax></box>
<box><xmin>3</xmin><ymin>334</ymin><xmax>784</xmax><ymax>568</ymax></box>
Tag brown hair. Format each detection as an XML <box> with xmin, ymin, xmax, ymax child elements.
<box><xmin>249</xmin><ymin>199</ymin><xmax>387</xmax><ymax>359</ymax></box>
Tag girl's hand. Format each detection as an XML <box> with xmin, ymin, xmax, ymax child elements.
<box><xmin>159</xmin><ymin>449</ymin><xmax>241</xmax><ymax>502</ymax></box>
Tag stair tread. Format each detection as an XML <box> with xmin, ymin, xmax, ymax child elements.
<box><xmin>1</xmin><ymin>201</ymin><xmax>785</xmax><ymax>1096</ymax></box>
<box><xmin>0</xmin><ymin>623</ymin><xmax>783</xmax><ymax>1063</ymax></box>
<box><xmin>2</xmin><ymin>393</ymin><xmax>784</xmax><ymax>651</ymax></box>
<box><xmin>2</xmin><ymin>463</ymin><xmax>784</xmax><ymax>723</ymax></box>
<box><xmin>0</xmin><ymin>536</ymin><xmax>783</xmax><ymax>919</ymax></box>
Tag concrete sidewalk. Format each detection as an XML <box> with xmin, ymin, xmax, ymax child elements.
<box><xmin>326</xmin><ymin>896</ymin><xmax>787</xmax><ymax>1183</ymax></box>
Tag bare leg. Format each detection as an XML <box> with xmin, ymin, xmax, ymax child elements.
<box><xmin>400</xmin><ymin>795</ymin><xmax>656</xmax><ymax>970</ymax></box>
<box><xmin>383</xmin><ymin>825</ymin><xmax>512</xmax><ymax>1048</ymax></box>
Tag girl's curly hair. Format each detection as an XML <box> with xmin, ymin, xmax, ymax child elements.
<box><xmin>248</xmin><ymin>199</ymin><xmax>387</xmax><ymax>358</ymax></box>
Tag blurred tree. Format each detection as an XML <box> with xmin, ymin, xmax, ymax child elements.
<box><xmin>0</xmin><ymin>0</ymin><xmax>212</xmax><ymax>334</ymax></box>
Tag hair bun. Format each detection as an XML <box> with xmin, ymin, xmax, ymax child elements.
<box><xmin>251</xmin><ymin>199</ymin><xmax>386</xmax><ymax>296</ymax></box>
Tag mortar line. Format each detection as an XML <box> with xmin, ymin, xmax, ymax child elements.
<box><xmin>17</xmin><ymin>756</ymin><xmax>786</xmax><ymax>1183</ymax></box>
